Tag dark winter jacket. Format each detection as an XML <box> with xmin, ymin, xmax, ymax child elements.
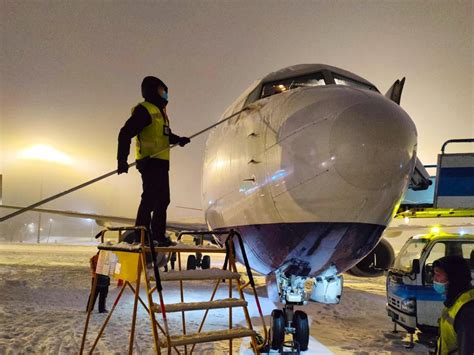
<box><xmin>117</xmin><ymin>76</ymin><xmax>181</xmax><ymax>170</ymax></box>
<box><xmin>434</xmin><ymin>255</ymin><xmax>474</xmax><ymax>355</ymax></box>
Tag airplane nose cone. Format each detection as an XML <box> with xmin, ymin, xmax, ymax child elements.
<box><xmin>329</xmin><ymin>97</ymin><xmax>417</xmax><ymax>191</ymax></box>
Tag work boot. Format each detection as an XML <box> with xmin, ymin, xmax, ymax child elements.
<box><xmin>157</xmin><ymin>236</ymin><xmax>176</xmax><ymax>247</ymax></box>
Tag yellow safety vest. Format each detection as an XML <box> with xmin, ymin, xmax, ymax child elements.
<box><xmin>134</xmin><ymin>101</ymin><xmax>170</xmax><ymax>161</ymax></box>
<box><xmin>436</xmin><ymin>288</ymin><xmax>474</xmax><ymax>355</ymax></box>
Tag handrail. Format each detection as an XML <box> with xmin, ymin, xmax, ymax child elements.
<box><xmin>0</xmin><ymin>107</ymin><xmax>250</xmax><ymax>222</ymax></box>
<box><xmin>230</xmin><ymin>229</ymin><xmax>255</xmax><ymax>287</ymax></box>
<box><xmin>226</xmin><ymin>229</ymin><xmax>268</xmax><ymax>349</ymax></box>
<box><xmin>440</xmin><ymin>138</ymin><xmax>474</xmax><ymax>154</ymax></box>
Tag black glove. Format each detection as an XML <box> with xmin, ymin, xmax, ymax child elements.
<box><xmin>178</xmin><ymin>137</ymin><xmax>191</xmax><ymax>147</ymax></box>
<box><xmin>117</xmin><ymin>160</ymin><xmax>129</xmax><ymax>174</ymax></box>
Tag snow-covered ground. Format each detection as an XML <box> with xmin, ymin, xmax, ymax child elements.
<box><xmin>0</xmin><ymin>244</ymin><xmax>431</xmax><ymax>354</ymax></box>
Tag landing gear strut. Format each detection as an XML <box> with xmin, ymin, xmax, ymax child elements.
<box><xmin>270</xmin><ymin>304</ymin><xmax>309</xmax><ymax>352</ymax></box>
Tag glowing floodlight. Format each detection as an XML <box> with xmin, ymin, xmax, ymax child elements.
<box><xmin>19</xmin><ymin>144</ymin><xmax>73</xmax><ymax>165</ymax></box>
<box><xmin>431</xmin><ymin>226</ymin><xmax>441</xmax><ymax>234</ymax></box>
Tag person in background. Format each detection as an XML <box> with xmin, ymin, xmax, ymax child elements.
<box><xmin>117</xmin><ymin>76</ymin><xmax>190</xmax><ymax>246</ymax></box>
<box><xmin>433</xmin><ymin>255</ymin><xmax>474</xmax><ymax>355</ymax></box>
<box><xmin>86</xmin><ymin>251</ymin><xmax>110</xmax><ymax>313</ymax></box>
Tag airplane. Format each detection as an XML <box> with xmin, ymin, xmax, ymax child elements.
<box><xmin>1</xmin><ymin>64</ymin><xmax>433</xmax><ymax>351</ymax></box>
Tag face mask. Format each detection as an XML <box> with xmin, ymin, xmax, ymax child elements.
<box><xmin>433</xmin><ymin>281</ymin><xmax>448</xmax><ymax>295</ymax></box>
<box><xmin>160</xmin><ymin>90</ymin><xmax>168</xmax><ymax>101</ymax></box>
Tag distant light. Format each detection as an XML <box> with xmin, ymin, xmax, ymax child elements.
<box><xmin>19</xmin><ymin>144</ymin><xmax>73</xmax><ymax>165</ymax></box>
<box><xmin>404</xmin><ymin>216</ymin><xmax>410</xmax><ymax>224</ymax></box>
<box><xmin>459</xmin><ymin>230</ymin><xmax>466</xmax><ymax>236</ymax></box>
<box><xmin>431</xmin><ymin>226</ymin><xmax>441</xmax><ymax>234</ymax></box>
<box><xmin>213</xmin><ymin>159</ymin><xmax>227</xmax><ymax>170</ymax></box>
<box><xmin>49</xmin><ymin>218</ymin><xmax>53</xmax><ymax>222</ymax></box>
<box><xmin>28</xmin><ymin>223</ymin><xmax>35</xmax><ymax>232</ymax></box>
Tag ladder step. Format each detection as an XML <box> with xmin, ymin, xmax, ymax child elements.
<box><xmin>160</xmin><ymin>328</ymin><xmax>256</xmax><ymax>348</ymax></box>
<box><xmin>153</xmin><ymin>298</ymin><xmax>247</xmax><ymax>313</ymax></box>
<box><xmin>155</xmin><ymin>269</ymin><xmax>240</xmax><ymax>282</ymax></box>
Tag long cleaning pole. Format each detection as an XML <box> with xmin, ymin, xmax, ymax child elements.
<box><xmin>0</xmin><ymin>107</ymin><xmax>249</xmax><ymax>222</ymax></box>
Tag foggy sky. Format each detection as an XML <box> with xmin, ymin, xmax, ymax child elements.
<box><xmin>1</xmin><ymin>1</ymin><xmax>473</xmax><ymax>227</ymax></box>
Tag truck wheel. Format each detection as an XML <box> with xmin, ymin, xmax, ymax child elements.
<box><xmin>270</xmin><ymin>309</ymin><xmax>285</xmax><ymax>350</ymax></box>
<box><xmin>201</xmin><ymin>255</ymin><xmax>211</xmax><ymax>269</ymax></box>
<box><xmin>293</xmin><ymin>310</ymin><xmax>309</xmax><ymax>351</ymax></box>
<box><xmin>186</xmin><ymin>255</ymin><xmax>197</xmax><ymax>270</ymax></box>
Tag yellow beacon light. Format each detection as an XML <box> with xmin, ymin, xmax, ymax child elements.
<box><xmin>431</xmin><ymin>226</ymin><xmax>441</xmax><ymax>234</ymax></box>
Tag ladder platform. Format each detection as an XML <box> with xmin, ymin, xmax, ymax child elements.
<box><xmin>153</xmin><ymin>298</ymin><xmax>247</xmax><ymax>313</ymax></box>
<box><xmin>159</xmin><ymin>328</ymin><xmax>256</xmax><ymax>348</ymax></box>
<box><xmin>155</xmin><ymin>269</ymin><xmax>241</xmax><ymax>282</ymax></box>
<box><xmin>145</xmin><ymin>243</ymin><xmax>227</xmax><ymax>254</ymax></box>
<box><xmin>97</xmin><ymin>242</ymin><xmax>226</xmax><ymax>254</ymax></box>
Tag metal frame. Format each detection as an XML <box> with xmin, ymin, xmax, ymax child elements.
<box><xmin>79</xmin><ymin>227</ymin><xmax>268</xmax><ymax>354</ymax></box>
<box><xmin>435</xmin><ymin>138</ymin><xmax>474</xmax><ymax>209</ymax></box>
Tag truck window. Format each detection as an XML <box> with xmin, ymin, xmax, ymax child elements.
<box><xmin>425</xmin><ymin>242</ymin><xmax>446</xmax><ymax>265</ymax></box>
<box><xmin>392</xmin><ymin>239</ymin><xmax>428</xmax><ymax>273</ymax></box>
<box><xmin>423</xmin><ymin>242</ymin><xmax>446</xmax><ymax>284</ymax></box>
<box><xmin>461</xmin><ymin>243</ymin><xmax>474</xmax><ymax>259</ymax></box>
<box><xmin>424</xmin><ymin>241</ymin><xmax>474</xmax><ymax>284</ymax></box>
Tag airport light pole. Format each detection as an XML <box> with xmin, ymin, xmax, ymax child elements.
<box><xmin>18</xmin><ymin>144</ymin><xmax>72</xmax><ymax>243</ymax></box>
<box><xmin>37</xmin><ymin>174</ymin><xmax>43</xmax><ymax>243</ymax></box>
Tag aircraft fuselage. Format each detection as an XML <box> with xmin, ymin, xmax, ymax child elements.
<box><xmin>202</xmin><ymin>65</ymin><xmax>417</xmax><ymax>279</ymax></box>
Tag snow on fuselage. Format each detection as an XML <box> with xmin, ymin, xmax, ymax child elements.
<box><xmin>202</xmin><ymin>65</ymin><xmax>417</xmax><ymax>278</ymax></box>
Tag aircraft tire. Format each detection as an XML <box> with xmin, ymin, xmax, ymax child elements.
<box><xmin>186</xmin><ymin>255</ymin><xmax>197</xmax><ymax>270</ymax></box>
<box><xmin>293</xmin><ymin>310</ymin><xmax>309</xmax><ymax>351</ymax></box>
<box><xmin>201</xmin><ymin>255</ymin><xmax>211</xmax><ymax>269</ymax></box>
<box><xmin>270</xmin><ymin>309</ymin><xmax>285</xmax><ymax>350</ymax></box>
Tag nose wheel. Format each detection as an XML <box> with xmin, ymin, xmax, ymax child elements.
<box><xmin>293</xmin><ymin>310</ymin><xmax>309</xmax><ymax>351</ymax></box>
<box><xmin>270</xmin><ymin>309</ymin><xmax>285</xmax><ymax>350</ymax></box>
<box><xmin>269</xmin><ymin>306</ymin><xmax>309</xmax><ymax>352</ymax></box>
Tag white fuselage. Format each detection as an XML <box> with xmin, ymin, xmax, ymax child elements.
<box><xmin>202</xmin><ymin>73</ymin><xmax>417</xmax><ymax>278</ymax></box>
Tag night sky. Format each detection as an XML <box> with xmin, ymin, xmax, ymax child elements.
<box><xmin>1</xmin><ymin>1</ymin><xmax>472</xmax><ymax>233</ymax></box>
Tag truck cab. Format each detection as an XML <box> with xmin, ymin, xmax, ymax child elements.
<box><xmin>386</xmin><ymin>233</ymin><xmax>474</xmax><ymax>334</ymax></box>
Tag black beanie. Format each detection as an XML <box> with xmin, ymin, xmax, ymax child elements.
<box><xmin>433</xmin><ymin>255</ymin><xmax>472</xmax><ymax>304</ymax></box>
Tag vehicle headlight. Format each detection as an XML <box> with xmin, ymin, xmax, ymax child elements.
<box><xmin>400</xmin><ymin>298</ymin><xmax>416</xmax><ymax>315</ymax></box>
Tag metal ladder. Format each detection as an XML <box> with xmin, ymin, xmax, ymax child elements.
<box><xmin>80</xmin><ymin>227</ymin><xmax>267</xmax><ymax>354</ymax></box>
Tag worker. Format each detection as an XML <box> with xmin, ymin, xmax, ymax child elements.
<box><xmin>86</xmin><ymin>251</ymin><xmax>110</xmax><ymax>313</ymax></box>
<box><xmin>117</xmin><ymin>76</ymin><xmax>190</xmax><ymax>246</ymax></box>
<box><xmin>433</xmin><ymin>255</ymin><xmax>474</xmax><ymax>355</ymax></box>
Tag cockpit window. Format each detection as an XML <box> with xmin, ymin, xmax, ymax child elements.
<box><xmin>332</xmin><ymin>73</ymin><xmax>376</xmax><ymax>91</ymax></box>
<box><xmin>261</xmin><ymin>72</ymin><xmax>325</xmax><ymax>99</ymax></box>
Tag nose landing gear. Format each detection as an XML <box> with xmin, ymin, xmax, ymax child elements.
<box><xmin>267</xmin><ymin>270</ymin><xmax>310</xmax><ymax>352</ymax></box>
<box><xmin>270</xmin><ymin>305</ymin><xmax>309</xmax><ymax>352</ymax></box>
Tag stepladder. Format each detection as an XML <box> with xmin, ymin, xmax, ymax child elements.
<box><xmin>80</xmin><ymin>227</ymin><xmax>268</xmax><ymax>354</ymax></box>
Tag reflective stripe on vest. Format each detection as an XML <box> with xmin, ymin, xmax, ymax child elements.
<box><xmin>436</xmin><ymin>289</ymin><xmax>474</xmax><ymax>355</ymax></box>
<box><xmin>134</xmin><ymin>101</ymin><xmax>170</xmax><ymax>161</ymax></box>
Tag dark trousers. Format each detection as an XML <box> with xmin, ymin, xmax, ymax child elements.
<box><xmin>135</xmin><ymin>159</ymin><xmax>170</xmax><ymax>243</ymax></box>
<box><xmin>87</xmin><ymin>276</ymin><xmax>109</xmax><ymax>312</ymax></box>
